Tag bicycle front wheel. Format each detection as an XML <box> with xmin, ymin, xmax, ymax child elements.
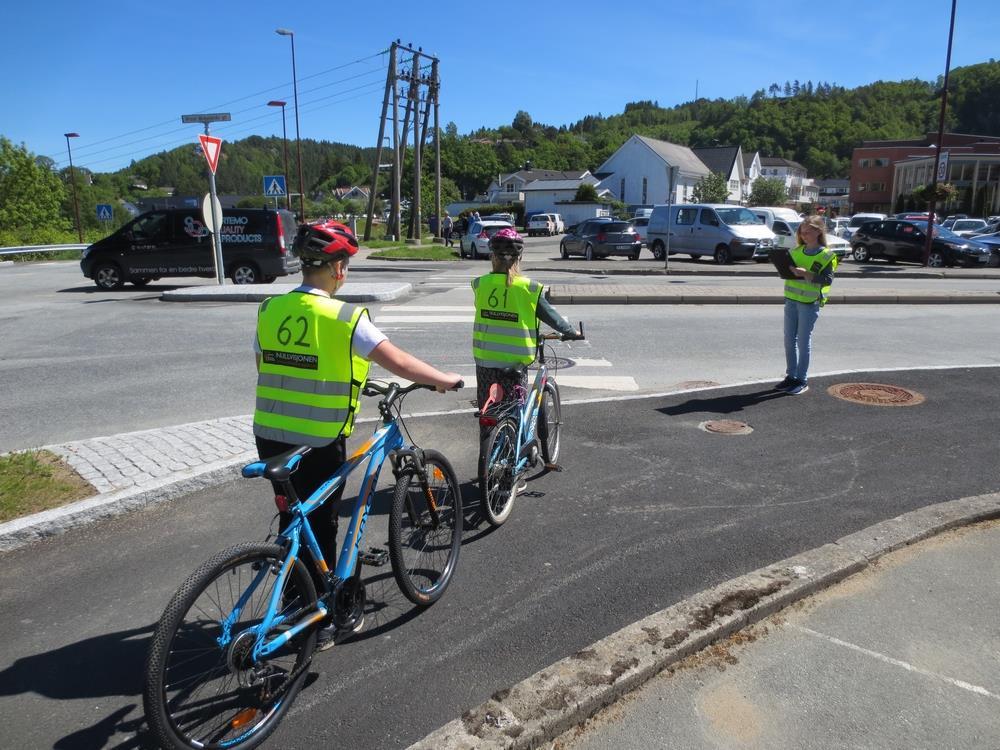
<box><xmin>479</xmin><ymin>417</ymin><xmax>519</xmax><ymax>527</ymax></box>
<box><xmin>144</xmin><ymin>542</ymin><xmax>318</xmax><ymax>750</ymax></box>
<box><xmin>389</xmin><ymin>449</ymin><xmax>463</xmax><ymax>606</ymax></box>
<box><xmin>538</xmin><ymin>380</ymin><xmax>562</xmax><ymax>464</ymax></box>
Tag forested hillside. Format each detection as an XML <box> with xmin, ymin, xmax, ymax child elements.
<box><xmin>3</xmin><ymin>60</ymin><xmax>998</xmax><ymax>244</ymax></box>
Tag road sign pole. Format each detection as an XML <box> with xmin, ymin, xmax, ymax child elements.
<box><xmin>208</xmin><ymin>168</ymin><xmax>225</xmax><ymax>285</ymax></box>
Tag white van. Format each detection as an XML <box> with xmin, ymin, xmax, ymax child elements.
<box><xmin>751</xmin><ymin>206</ymin><xmax>802</xmax><ymax>228</ymax></box>
<box><xmin>646</xmin><ymin>203</ymin><xmax>776</xmax><ymax>264</ymax></box>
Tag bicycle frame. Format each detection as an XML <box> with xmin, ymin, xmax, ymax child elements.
<box><xmin>237</xmin><ymin>412</ymin><xmax>412</xmax><ymax>660</ymax></box>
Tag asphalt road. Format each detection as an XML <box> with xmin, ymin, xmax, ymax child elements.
<box><xmin>2</xmin><ymin>259</ymin><xmax>1000</xmax><ymax>453</ymax></box>
<box><xmin>1</xmin><ymin>368</ymin><xmax>998</xmax><ymax>748</ymax></box>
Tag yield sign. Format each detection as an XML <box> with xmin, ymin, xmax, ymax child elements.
<box><xmin>198</xmin><ymin>134</ymin><xmax>223</xmax><ymax>174</ymax></box>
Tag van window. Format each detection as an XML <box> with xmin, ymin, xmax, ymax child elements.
<box><xmin>131</xmin><ymin>212</ymin><xmax>169</xmax><ymax>242</ymax></box>
<box><xmin>699</xmin><ymin>209</ymin><xmax>719</xmax><ymax>226</ymax></box>
<box><xmin>675</xmin><ymin>208</ymin><xmax>697</xmax><ymax>225</ymax></box>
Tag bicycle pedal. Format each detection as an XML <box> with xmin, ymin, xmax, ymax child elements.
<box><xmin>544</xmin><ymin>462</ymin><xmax>563</xmax><ymax>472</ymax></box>
<box><xmin>358</xmin><ymin>547</ymin><xmax>389</xmax><ymax>566</ymax></box>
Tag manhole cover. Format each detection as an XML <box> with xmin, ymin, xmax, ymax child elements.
<box><xmin>700</xmin><ymin>419</ymin><xmax>753</xmax><ymax>435</ymax></box>
<box><xmin>827</xmin><ymin>383</ymin><xmax>925</xmax><ymax>407</ymax></box>
<box><xmin>675</xmin><ymin>380</ymin><xmax>721</xmax><ymax>390</ymax></box>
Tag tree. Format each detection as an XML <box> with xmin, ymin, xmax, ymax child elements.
<box><xmin>574</xmin><ymin>183</ymin><xmax>598</xmax><ymax>201</ymax></box>
<box><xmin>0</xmin><ymin>137</ymin><xmax>68</xmax><ymax>243</ymax></box>
<box><xmin>691</xmin><ymin>172</ymin><xmax>730</xmax><ymax>203</ymax></box>
<box><xmin>748</xmin><ymin>177</ymin><xmax>789</xmax><ymax>206</ymax></box>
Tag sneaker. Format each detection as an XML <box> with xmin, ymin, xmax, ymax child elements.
<box><xmin>786</xmin><ymin>381</ymin><xmax>809</xmax><ymax>395</ymax></box>
<box><xmin>775</xmin><ymin>376</ymin><xmax>796</xmax><ymax>391</ymax></box>
<box><xmin>316</xmin><ymin>623</ymin><xmax>337</xmax><ymax>652</ymax></box>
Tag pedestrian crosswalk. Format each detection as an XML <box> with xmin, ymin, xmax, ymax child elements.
<box><xmin>372</xmin><ymin>303</ymin><xmax>638</xmax><ymax>392</ymax></box>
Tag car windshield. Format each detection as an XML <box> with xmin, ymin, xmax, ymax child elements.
<box><xmin>716</xmin><ymin>207</ymin><xmax>760</xmax><ymax>226</ymax></box>
<box><xmin>911</xmin><ymin>221</ymin><xmax>960</xmax><ymax>240</ymax></box>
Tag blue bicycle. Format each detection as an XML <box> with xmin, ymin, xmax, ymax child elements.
<box><xmin>143</xmin><ymin>380</ymin><xmax>463</xmax><ymax>750</ymax></box>
<box><xmin>478</xmin><ymin>324</ymin><xmax>584</xmax><ymax>526</ymax></box>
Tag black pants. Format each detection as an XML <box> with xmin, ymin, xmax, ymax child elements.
<box><xmin>255</xmin><ymin>435</ymin><xmax>346</xmax><ymax>589</ymax></box>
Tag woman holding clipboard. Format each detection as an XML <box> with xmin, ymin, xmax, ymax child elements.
<box><xmin>774</xmin><ymin>215</ymin><xmax>838</xmax><ymax>395</ymax></box>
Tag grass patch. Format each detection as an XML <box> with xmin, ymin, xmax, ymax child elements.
<box><xmin>368</xmin><ymin>246</ymin><xmax>460</xmax><ymax>261</ymax></box>
<box><xmin>0</xmin><ymin>450</ymin><xmax>94</xmax><ymax>523</ymax></box>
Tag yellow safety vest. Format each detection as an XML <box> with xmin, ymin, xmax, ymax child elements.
<box><xmin>471</xmin><ymin>274</ymin><xmax>542</xmax><ymax>368</ymax></box>
<box><xmin>785</xmin><ymin>245</ymin><xmax>837</xmax><ymax>306</ymax></box>
<box><xmin>253</xmin><ymin>291</ymin><xmax>370</xmax><ymax>446</ymax></box>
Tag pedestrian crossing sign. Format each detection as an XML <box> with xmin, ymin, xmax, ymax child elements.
<box><xmin>263</xmin><ymin>175</ymin><xmax>287</xmax><ymax>197</ymax></box>
<box><xmin>96</xmin><ymin>204</ymin><xmax>113</xmax><ymax>222</ymax></box>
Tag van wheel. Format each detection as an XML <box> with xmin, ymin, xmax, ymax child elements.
<box><xmin>230</xmin><ymin>263</ymin><xmax>259</xmax><ymax>284</ymax></box>
<box><xmin>94</xmin><ymin>262</ymin><xmax>124</xmax><ymax>290</ymax></box>
<box><xmin>651</xmin><ymin>241</ymin><xmax>665</xmax><ymax>261</ymax></box>
<box><xmin>130</xmin><ymin>277</ymin><xmax>152</xmax><ymax>287</ymax></box>
<box><xmin>714</xmin><ymin>246</ymin><xmax>731</xmax><ymax>265</ymax></box>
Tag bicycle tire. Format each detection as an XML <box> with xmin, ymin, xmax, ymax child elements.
<box><xmin>538</xmin><ymin>380</ymin><xmax>562</xmax><ymax>464</ymax></box>
<box><xmin>479</xmin><ymin>417</ymin><xmax>519</xmax><ymax>527</ymax></box>
<box><xmin>389</xmin><ymin>449</ymin><xmax>463</xmax><ymax>606</ymax></box>
<box><xmin>144</xmin><ymin>542</ymin><xmax>318</xmax><ymax>750</ymax></box>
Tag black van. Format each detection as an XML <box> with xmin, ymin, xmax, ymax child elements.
<box><xmin>80</xmin><ymin>207</ymin><xmax>301</xmax><ymax>289</ymax></box>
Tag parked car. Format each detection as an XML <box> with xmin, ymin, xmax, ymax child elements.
<box><xmin>457</xmin><ymin>219</ymin><xmax>514</xmax><ymax>259</ymax></box>
<box><xmin>527</xmin><ymin>214</ymin><xmax>556</xmax><ymax>236</ymax></box>
<box><xmin>851</xmin><ymin>220</ymin><xmax>991</xmax><ymax>268</ymax></box>
<box><xmin>543</xmin><ymin>213</ymin><xmax>565</xmax><ymax>233</ymax></box>
<box><xmin>559</xmin><ymin>218</ymin><xmax>642</xmax><ymax>260</ymax></box>
<box><xmin>481</xmin><ymin>212</ymin><xmax>516</xmax><ymax>226</ymax></box>
<box><xmin>80</xmin><ymin>207</ymin><xmax>300</xmax><ymax>289</ymax></box>
<box><xmin>972</xmin><ymin>233</ymin><xmax>1000</xmax><ymax>267</ymax></box>
<box><xmin>628</xmin><ymin>216</ymin><xmax>649</xmax><ymax>247</ymax></box>
<box><xmin>646</xmin><ymin>203</ymin><xmax>775</xmax><ymax>264</ymax></box>
<box><xmin>828</xmin><ymin>217</ymin><xmax>851</xmax><ymax>237</ymax></box>
<box><xmin>840</xmin><ymin>212</ymin><xmax>888</xmax><ymax>242</ymax></box>
<box><xmin>768</xmin><ymin>217</ymin><xmax>851</xmax><ymax>259</ymax></box>
<box><xmin>949</xmin><ymin>218</ymin><xmax>989</xmax><ymax>237</ymax></box>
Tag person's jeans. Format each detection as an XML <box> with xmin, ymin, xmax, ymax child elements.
<box><xmin>784</xmin><ymin>299</ymin><xmax>820</xmax><ymax>382</ymax></box>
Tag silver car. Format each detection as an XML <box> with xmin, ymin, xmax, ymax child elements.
<box><xmin>458</xmin><ymin>220</ymin><xmax>514</xmax><ymax>259</ymax></box>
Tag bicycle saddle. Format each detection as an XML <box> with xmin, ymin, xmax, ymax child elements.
<box><xmin>242</xmin><ymin>446</ymin><xmax>312</xmax><ymax>482</ymax></box>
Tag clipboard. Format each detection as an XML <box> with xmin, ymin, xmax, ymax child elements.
<box><xmin>769</xmin><ymin>247</ymin><xmax>798</xmax><ymax>280</ymax></box>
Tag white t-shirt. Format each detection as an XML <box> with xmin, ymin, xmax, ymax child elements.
<box><xmin>253</xmin><ymin>286</ymin><xmax>388</xmax><ymax>358</ymax></box>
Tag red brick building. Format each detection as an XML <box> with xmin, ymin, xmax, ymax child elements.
<box><xmin>850</xmin><ymin>132</ymin><xmax>1000</xmax><ymax>213</ymax></box>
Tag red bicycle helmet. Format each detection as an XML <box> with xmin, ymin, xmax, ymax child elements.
<box><xmin>489</xmin><ymin>227</ymin><xmax>524</xmax><ymax>255</ymax></box>
<box><xmin>294</xmin><ymin>220</ymin><xmax>359</xmax><ymax>266</ymax></box>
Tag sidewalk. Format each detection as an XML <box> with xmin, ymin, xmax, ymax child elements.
<box><xmin>410</xmin><ymin>495</ymin><xmax>1000</xmax><ymax>749</ymax></box>
<box><xmin>560</xmin><ymin>517</ymin><xmax>1000</xmax><ymax>749</ymax></box>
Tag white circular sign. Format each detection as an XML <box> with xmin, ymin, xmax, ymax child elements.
<box><xmin>201</xmin><ymin>193</ymin><xmax>224</xmax><ymax>234</ymax></box>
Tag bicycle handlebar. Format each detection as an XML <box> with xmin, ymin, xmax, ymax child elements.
<box><xmin>363</xmin><ymin>379</ymin><xmax>464</xmax><ymax>402</ymax></box>
<box><xmin>541</xmin><ymin>320</ymin><xmax>586</xmax><ymax>342</ymax></box>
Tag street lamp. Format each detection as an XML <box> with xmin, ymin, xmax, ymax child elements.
<box><xmin>267</xmin><ymin>99</ymin><xmax>291</xmax><ymax>211</ymax></box>
<box><xmin>63</xmin><ymin>132</ymin><xmax>83</xmax><ymax>243</ymax></box>
<box><xmin>276</xmin><ymin>28</ymin><xmax>306</xmax><ymax>221</ymax></box>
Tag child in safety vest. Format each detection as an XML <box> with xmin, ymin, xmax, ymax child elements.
<box><xmin>471</xmin><ymin>228</ymin><xmax>581</xmax><ymax>472</ymax></box>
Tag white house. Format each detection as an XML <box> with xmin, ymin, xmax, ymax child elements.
<box><xmin>758</xmin><ymin>157</ymin><xmax>819</xmax><ymax>205</ymax></box>
<box><xmin>743</xmin><ymin>151</ymin><xmax>762</xmax><ymax>198</ymax></box>
<box><xmin>522</xmin><ymin>175</ymin><xmax>604</xmax><ymax>216</ymax></box>
<box><xmin>486</xmin><ymin>169</ymin><xmax>591</xmax><ymax>204</ymax></box>
<box><xmin>595</xmin><ymin>135</ymin><xmax>711</xmax><ymax>208</ymax></box>
<box><xmin>691</xmin><ymin>146</ymin><xmax>746</xmax><ymax>203</ymax></box>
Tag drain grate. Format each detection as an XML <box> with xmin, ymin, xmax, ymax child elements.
<box><xmin>827</xmin><ymin>383</ymin><xmax>925</xmax><ymax>407</ymax></box>
<box><xmin>700</xmin><ymin>419</ymin><xmax>753</xmax><ymax>435</ymax></box>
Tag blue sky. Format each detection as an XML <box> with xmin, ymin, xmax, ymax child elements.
<box><xmin>2</xmin><ymin>0</ymin><xmax>997</xmax><ymax>174</ymax></box>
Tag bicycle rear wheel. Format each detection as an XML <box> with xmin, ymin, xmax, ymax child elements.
<box><xmin>389</xmin><ymin>449</ymin><xmax>463</xmax><ymax>606</ymax></box>
<box><xmin>538</xmin><ymin>380</ymin><xmax>562</xmax><ymax>464</ymax></box>
<box><xmin>479</xmin><ymin>417</ymin><xmax>519</xmax><ymax>527</ymax></box>
<box><xmin>144</xmin><ymin>542</ymin><xmax>318</xmax><ymax>750</ymax></box>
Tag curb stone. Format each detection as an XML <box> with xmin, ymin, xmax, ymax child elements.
<box><xmin>406</xmin><ymin>492</ymin><xmax>1000</xmax><ymax>750</ymax></box>
<box><xmin>0</xmin><ymin>452</ymin><xmax>254</xmax><ymax>552</ymax></box>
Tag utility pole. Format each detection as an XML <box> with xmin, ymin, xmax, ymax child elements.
<box><xmin>365</xmin><ymin>43</ymin><xmax>396</xmax><ymax>241</ymax></box>
<box><xmin>409</xmin><ymin>50</ymin><xmax>422</xmax><ymax>241</ymax></box>
<box><xmin>432</xmin><ymin>58</ymin><xmax>441</xmax><ymax>243</ymax></box>
<box><xmin>923</xmin><ymin>0</ymin><xmax>957</xmax><ymax>266</ymax></box>
<box><xmin>391</xmin><ymin>47</ymin><xmax>402</xmax><ymax>242</ymax></box>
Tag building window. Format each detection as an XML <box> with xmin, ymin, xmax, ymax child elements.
<box><xmin>860</xmin><ymin>158</ymin><xmax>871</xmax><ymax>168</ymax></box>
<box><xmin>858</xmin><ymin>183</ymin><xmax>867</xmax><ymax>192</ymax></box>
<box><xmin>620</xmin><ymin>178</ymin><xmax>625</xmax><ymax>201</ymax></box>
<box><xmin>642</xmin><ymin>177</ymin><xmax>647</xmax><ymax>205</ymax></box>
<box><xmin>504</xmin><ymin>182</ymin><xmax>514</xmax><ymax>192</ymax></box>
<box><xmin>875</xmin><ymin>158</ymin><xmax>889</xmax><ymax>167</ymax></box>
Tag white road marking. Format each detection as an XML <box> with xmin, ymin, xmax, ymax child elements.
<box><xmin>568</xmin><ymin>358</ymin><xmax>612</xmax><ymax>367</ymax></box>
<box><xmin>378</xmin><ymin>305</ymin><xmax>470</xmax><ymax>311</ymax></box>
<box><xmin>791</xmin><ymin>624</ymin><xmax>1000</xmax><ymax>702</ymax></box>
<box><xmin>373</xmin><ymin>315</ymin><xmax>473</xmax><ymax>323</ymax></box>
<box><xmin>557</xmin><ymin>376</ymin><xmax>638</xmax><ymax>391</ymax></box>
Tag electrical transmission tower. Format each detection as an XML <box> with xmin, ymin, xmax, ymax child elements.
<box><xmin>364</xmin><ymin>40</ymin><xmax>441</xmax><ymax>243</ymax></box>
